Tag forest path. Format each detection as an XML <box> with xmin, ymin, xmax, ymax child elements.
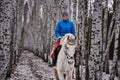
<box><xmin>8</xmin><ymin>50</ymin><xmax>55</xmax><ymax>80</ymax></box>
<box><xmin>7</xmin><ymin>50</ymin><xmax>119</xmax><ymax>80</ymax></box>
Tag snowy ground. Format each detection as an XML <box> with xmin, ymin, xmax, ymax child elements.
<box><xmin>7</xmin><ymin>50</ymin><xmax>119</xmax><ymax>80</ymax></box>
<box><xmin>8</xmin><ymin>50</ymin><xmax>55</xmax><ymax>80</ymax></box>
<box><xmin>78</xmin><ymin>61</ymin><xmax>119</xmax><ymax>80</ymax></box>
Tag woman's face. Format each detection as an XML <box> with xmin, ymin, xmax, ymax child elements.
<box><xmin>63</xmin><ymin>16</ymin><xmax>68</xmax><ymax>20</ymax></box>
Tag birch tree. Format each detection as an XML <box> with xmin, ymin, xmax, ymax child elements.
<box><xmin>89</xmin><ymin>0</ymin><xmax>103</xmax><ymax>79</ymax></box>
<box><xmin>110</xmin><ymin>0</ymin><xmax>120</xmax><ymax>79</ymax></box>
<box><xmin>0</xmin><ymin>0</ymin><xmax>14</xmax><ymax>79</ymax></box>
<box><xmin>0</xmin><ymin>0</ymin><xmax>23</xmax><ymax>79</ymax></box>
<box><xmin>102</xmin><ymin>0</ymin><xmax>108</xmax><ymax>72</ymax></box>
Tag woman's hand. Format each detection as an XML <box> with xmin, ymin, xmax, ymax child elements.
<box><xmin>58</xmin><ymin>38</ymin><xmax>61</xmax><ymax>42</ymax></box>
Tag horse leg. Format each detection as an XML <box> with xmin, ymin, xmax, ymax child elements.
<box><xmin>57</xmin><ymin>69</ymin><xmax>64</xmax><ymax>80</ymax></box>
<box><xmin>53</xmin><ymin>68</ymin><xmax>59</xmax><ymax>80</ymax></box>
<box><xmin>66</xmin><ymin>73</ymin><xmax>71</xmax><ymax>80</ymax></box>
<box><xmin>66</xmin><ymin>71</ymin><xmax>73</xmax><ymax>80</ymax></box>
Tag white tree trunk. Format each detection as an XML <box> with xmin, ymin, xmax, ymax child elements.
<box><xmin>89</xmin><ymin>0</ymin><xmax>103</xmax><ymax>79</ymax></box>
<box><xmin>102</xmin><ymin>0</ymin><xmax>108</xmax><ymax>72</ymax></box>
<box><xmin>110</xmin><ymin>0</ymin><xmax>120</xmax><ymax>79</ymax></box>
<box><xmin>0</xmin><ymin>0</ymin><xmax>14</xmax><ymax>79</ymax></box>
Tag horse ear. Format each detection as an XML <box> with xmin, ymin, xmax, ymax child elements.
<box><xmin>75</xmin><ymin>36</ymin><xmax>77</xmax><ymax>40</ymax></box>
<box><xmin>74</xmin><ymin>36</ymin><xmax>77</xmax><ymax>44</ymax></box>
<box><xmin>67</xmin><ymin>36</ymin><xmax>69</xmax><ymax>40</ymax></box>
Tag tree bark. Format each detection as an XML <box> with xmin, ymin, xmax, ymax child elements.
<box><xmin>89</xmin><ymin>0</ymin><xmax>103</xmax><ymax>79</ymax></box>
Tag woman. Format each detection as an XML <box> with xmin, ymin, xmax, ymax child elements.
<box><xmin>51</xmin><ymin>12</ymin><xmax>76</xmax><ymax>66</ymax></box>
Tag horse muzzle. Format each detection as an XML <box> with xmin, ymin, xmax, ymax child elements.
<box><xmin>68</xmin><ymin>60</ymin><xmax>74</xmax><ymax>64</ymax></box>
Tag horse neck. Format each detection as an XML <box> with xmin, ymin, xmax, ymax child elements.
<box><xmin>58</xmin><ymin>46</ymin><xmax>66</xmax><ymax>60</ymax></box>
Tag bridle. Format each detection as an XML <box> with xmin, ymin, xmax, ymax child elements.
<box><xmin>64</xmin><ymin>50</ymin><xmax>74</xmax><ymax>59</ymax></box>
<box><xmin>64</xmin><ymin>49</ymin><xmax>75</xmax><ymax>64</ymax></box>
<box><xmin>62</xmin><ymin>36</ymin><xmax>76</xmax><ymax>64</ymax></box>
<box><xmin>64</xmin><ymin>41</ymin><xmax>76</xmax><ymax>64</ymax></box>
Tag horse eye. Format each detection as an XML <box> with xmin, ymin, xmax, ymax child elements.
<box><xmin>66</xmin><ymin>46</ymin><xmax>68</xmax><ymax>49</ymax></box>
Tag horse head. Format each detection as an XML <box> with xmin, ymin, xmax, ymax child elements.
<box><xmin>61</xmin><ymin>33</ymin><xmax>77</xmax><ymax>64</ymax></box>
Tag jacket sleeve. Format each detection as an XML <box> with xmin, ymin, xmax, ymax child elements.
<box><xmin>71</xmin><ymin>23</ymin><xmax>75</xmax><ymax>36</ymax></box>
<box><xmin>55</xmin><ymin>22</ymin><xmax>61</xmax><ymax>39</ymax></box>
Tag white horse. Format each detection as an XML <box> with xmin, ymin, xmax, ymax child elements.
<box><xmin>53</xmin><ymin>33</ymin><xmax>77</xmax><ymax>80</ymax></box>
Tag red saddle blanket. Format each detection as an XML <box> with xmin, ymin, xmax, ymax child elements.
<box><xmin>51</xmin><ymin>40</ymin><xmax>60</xmax><ymax>59</ymax></box>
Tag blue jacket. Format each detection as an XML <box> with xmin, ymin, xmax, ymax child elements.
<box><xmin>55</xmin><ymin>19</ymin><xmax>75</xmax><ymax>39</ymax></box>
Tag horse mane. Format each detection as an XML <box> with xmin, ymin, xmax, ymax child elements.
<box><xmin>60</xmin><ymin>33</ymin><xmax>76</xmax><ymax>45</ymax></box>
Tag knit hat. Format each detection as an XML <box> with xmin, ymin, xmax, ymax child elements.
<box><xmin>62</xmin><ymin>12</ymin><xmax>68</xmax><ymax>16</ymax></box>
